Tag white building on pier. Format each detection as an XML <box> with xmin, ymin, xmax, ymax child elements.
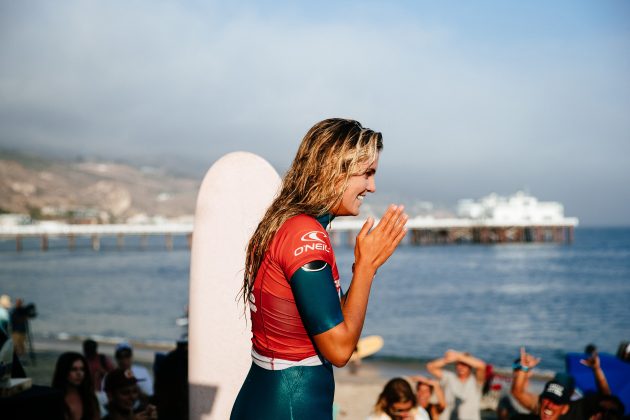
<box><xmin>456</xmin><ymin>191</ymin><xmax>577</xmax><ymax>226</ymax></box>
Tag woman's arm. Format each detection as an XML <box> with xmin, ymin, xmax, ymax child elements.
<box><xmin>312</xmin><ymin>205</ymin><xmax>407</xmax><ymax>367</ymax></box>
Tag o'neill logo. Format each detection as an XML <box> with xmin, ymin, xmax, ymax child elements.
<box><xmin>300</xmin><ymin>231</ymin><xmax>328</xmax><ymax>243</ymax></box>
<box><xmin>294</xmin><ymin>230</ymin><xmax>331</xmax><ymax>256</ymax></box>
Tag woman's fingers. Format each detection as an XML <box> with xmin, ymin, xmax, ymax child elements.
<box><xmin>357</xmin><ymin>217</ymin><xmax>375</xmax><ymax>240</ymax></box>
<box><xmin>354</xmin><ymin>204</ymin><xmax>408</xmax><ymax>270</ymax></box>
<box><xmin>375</xmin><ymin>204</ymin><xmax>406</xmax><ymax>237</ymax></box>
<box><xmin>392</xmin><ymin>224</ymin><xmax>407</xmax><ymax>246</ymax></box>
<box><xmin>377</xmin><ymin>204</ymin><xmax>400</xmax><ymax>234</ymax></box>
<box><xmin>373</xmin><ymin>205</ymin><xmax>407</xmax><ymax>251</ymax></box>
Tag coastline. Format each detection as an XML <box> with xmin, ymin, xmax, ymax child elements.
<box><xmin>21</xmin><ymin>337</ymin><xmax>553</xmax><ymax>420</ymax></box>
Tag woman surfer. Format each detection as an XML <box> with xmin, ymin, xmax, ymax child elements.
<box><xmin>231</xmin><ymin>118</ymin><xmax>408</xmax><ymax>419</ymax></box>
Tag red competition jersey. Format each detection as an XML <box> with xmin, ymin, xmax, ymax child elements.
<box><xmin>249</xmin><ymin>214</ymin><xmax>340</xmax><ymax>362</ymax></box>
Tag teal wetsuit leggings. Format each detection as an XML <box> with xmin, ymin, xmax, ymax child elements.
<box><xmin>230</xmin><ymin>361</ymin><xmax>334</xmax><ymax>420</ymax></box>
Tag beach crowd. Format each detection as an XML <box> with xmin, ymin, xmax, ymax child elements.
<box><xmin>1</xmin><ymin>294</ymin><xmax>188</xmax><ymax>420</ymax></box>
<box><xmin>366</xmin><ymin>347</ymin><xmax>628</xmax><ymax>420</ymax></box>
<box><xmin>42</xmin><ymin>338</ymin><xmax>187</xmax><ymax>420</ymax></box>
<box><xmin>2</xmin><ymin>292</ymin><xmax>628</xmax><ymax>420</ymax></box>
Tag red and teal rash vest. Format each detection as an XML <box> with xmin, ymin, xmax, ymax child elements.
<box><xmin>249</xmin><ymin>214</ymin><xmax>341</xmax><ymax>368</ymax></box>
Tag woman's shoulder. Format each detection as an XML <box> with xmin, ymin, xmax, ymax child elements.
<box><xmin>278</xmin><ymin>214</ymin><xmax>323</xmax><ymax>234</ymax></box>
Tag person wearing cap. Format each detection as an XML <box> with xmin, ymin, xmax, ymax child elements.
<box><xmin>426</xmin><ymin>349</ymin><xmax>487</xmax><ymax>420</ymax></box>
<box><xmin>103</xmin><ymin>368</ymin><xmax>157</xmax><ymax>420</ymax></box>
<box><xmin>512</xmin><ymin>377</ymin><xmax>574</xmax><ymax>420</ymax></box>
<box><xmin>114</xmin><ymin>342</ymin><xmax>154</xmax><ymax>399</ymax></box>
<box><xmin>511</xmin><ymin>347</ymin><xmax>616</xmax><ymax>420</ymax></box>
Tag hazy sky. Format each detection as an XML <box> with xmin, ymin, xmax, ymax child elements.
<box><xmin>1</xmin><ymin>1</ymin><xmax>628</xmax><ymax>225</ymax></box>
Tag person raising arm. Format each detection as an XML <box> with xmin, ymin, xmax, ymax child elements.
<box><xmin>511</xmin><ymin>347</ymin><xmax>542</xmax><ymax>413</ymax></box>
<box><xmin>580</xmin><ymin>350</ymin><xmax>611</xmax><ymax>396</ymax></box>
<box><xmin>427</xmin><ymin>349</ymin><xmax>487</xmax><ymax>385</ymax></box>
<box><xmin>411</xmin><ymin>375</ymin><xmax>446</xmax><ymax>419</ymax></box>
<box><xmin>426</xmin><ymin>349</ymin><xmax>487</xmax><ymax>420</ymax></box>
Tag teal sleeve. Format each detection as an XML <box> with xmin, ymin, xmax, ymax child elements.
<box><xmin>290</xmin><ymin>261</ymin><xmax>344</xmax><ymax>336</ymax></box>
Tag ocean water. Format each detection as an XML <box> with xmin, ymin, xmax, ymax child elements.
<box><xmin>1</xmin><ymin>227</ymin><xmax>628</xmax><ymax>373</ymax></box>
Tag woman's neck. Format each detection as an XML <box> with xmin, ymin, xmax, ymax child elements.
<box><xmin>316</xmin><ymin>213</ymin><xmax>335</xmax><ymax>228</ymax></box>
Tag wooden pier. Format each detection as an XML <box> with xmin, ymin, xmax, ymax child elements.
<box><xmin>328</xmin><ymin>217</ymin><xmax>578</xmax><ymax>246</ymax></box>
<box><xmin>407</xmin><ymin>225</ymin><xmax>575</xmax><ymax>245</ymax></box>
<box><xmin>0</xmin><ymin>217</ymin><xmax>578</xmax><ymax>252</ymax></box>
<box><xmin>2</xmin><ymin>223</ymin><xmax>193</xmax><ymax>252</ymax></box>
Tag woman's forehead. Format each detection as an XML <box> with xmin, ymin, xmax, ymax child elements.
<box><xmin>356</xmin><ymin>154</ymin><xmax>380</xmax><ymax>171</ymax></box>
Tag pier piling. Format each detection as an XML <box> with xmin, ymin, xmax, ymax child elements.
<box><xmin>91</xmin><ymin>234</ymin><xmax>100</xmax><ymax>251</ymax></box>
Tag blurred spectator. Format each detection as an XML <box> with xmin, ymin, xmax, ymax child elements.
<box><xmin>367</xmin><ymin>377</ymin><xmax>430</xmax><ymax>420</ymax></box>
<box><xmin>153</xmin><ymin>341</ymin><xmax>188</xmax><ymax>420</ymax></box>
<box><xmin>10</xmin><ymin>298</ymin><xmax>32</xmax><ymax>358</ymax></box>
<box><xmin>411</xmin><ymin>375</ymin><xmax>446</xmax><ymax>420</ymax></box>
<box><xmin>587</xmin><ymin>395</ymin><xmax>625</xmax><ymax>420</ymax></box>
<box><xmin>114</xmin><ymin>342</ymin><xmax>153</xmax><ymax>399</ymax></box>
<box><xmin>82</xmin><ymin>339</ymin><xmax>114</xmax><ymax>392</ymax></box>
<box><xmin>51</xmin><ymin>351</ymin><xmax>100</xmax><ymax>420</ymax></box>
<box><xmin>616</xmin><ymin>341</ymin><xmax>630</xmax><ymax>362</ymax></box>
<box><xmin>0</xmin><ymin>294</ymin><xmax>10</xmax><ymax>333</ymax></box>
<box><xmin>427</xmin><ymin>349</ymin><xmax>486</xmax><ymax>420</ymax></box>
<box><xmin>102</xmin><ymin>368</ymin><xmax>156</xmax><ymax>420</ymax></box>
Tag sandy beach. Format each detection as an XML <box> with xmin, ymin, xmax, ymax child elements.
<box><xmin>20</xmin><ymin>337</ymin><xmax>523</xmax><ymax>419</ymax></box>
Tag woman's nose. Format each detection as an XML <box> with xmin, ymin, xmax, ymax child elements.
<box><xmin>367</xmin><ymin>177</ymin><xmax>376</xmax><ymax>193</ymax></box>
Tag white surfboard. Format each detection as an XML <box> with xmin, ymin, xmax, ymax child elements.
<box><xmin>189</xmin><ymin>152</ymin><xmax>280</xmax><ymax>420</ymax></box>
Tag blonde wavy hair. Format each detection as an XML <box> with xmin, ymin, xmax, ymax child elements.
<box><xmin>240</xmin><ymin>118</ymin><xmax>383</xmax><ymax>304</ymax></box>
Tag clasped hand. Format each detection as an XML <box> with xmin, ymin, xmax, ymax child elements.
<box><xmin>354</xmin><ymin>204</ymin><xmax>408</xmax><ymax>274</ymax></box>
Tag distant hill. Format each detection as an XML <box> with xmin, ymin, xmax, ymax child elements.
<box><xmin>0</xmin><ymin>150</ymin><xmax>199</xmax><ymax>223</ymax></box>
